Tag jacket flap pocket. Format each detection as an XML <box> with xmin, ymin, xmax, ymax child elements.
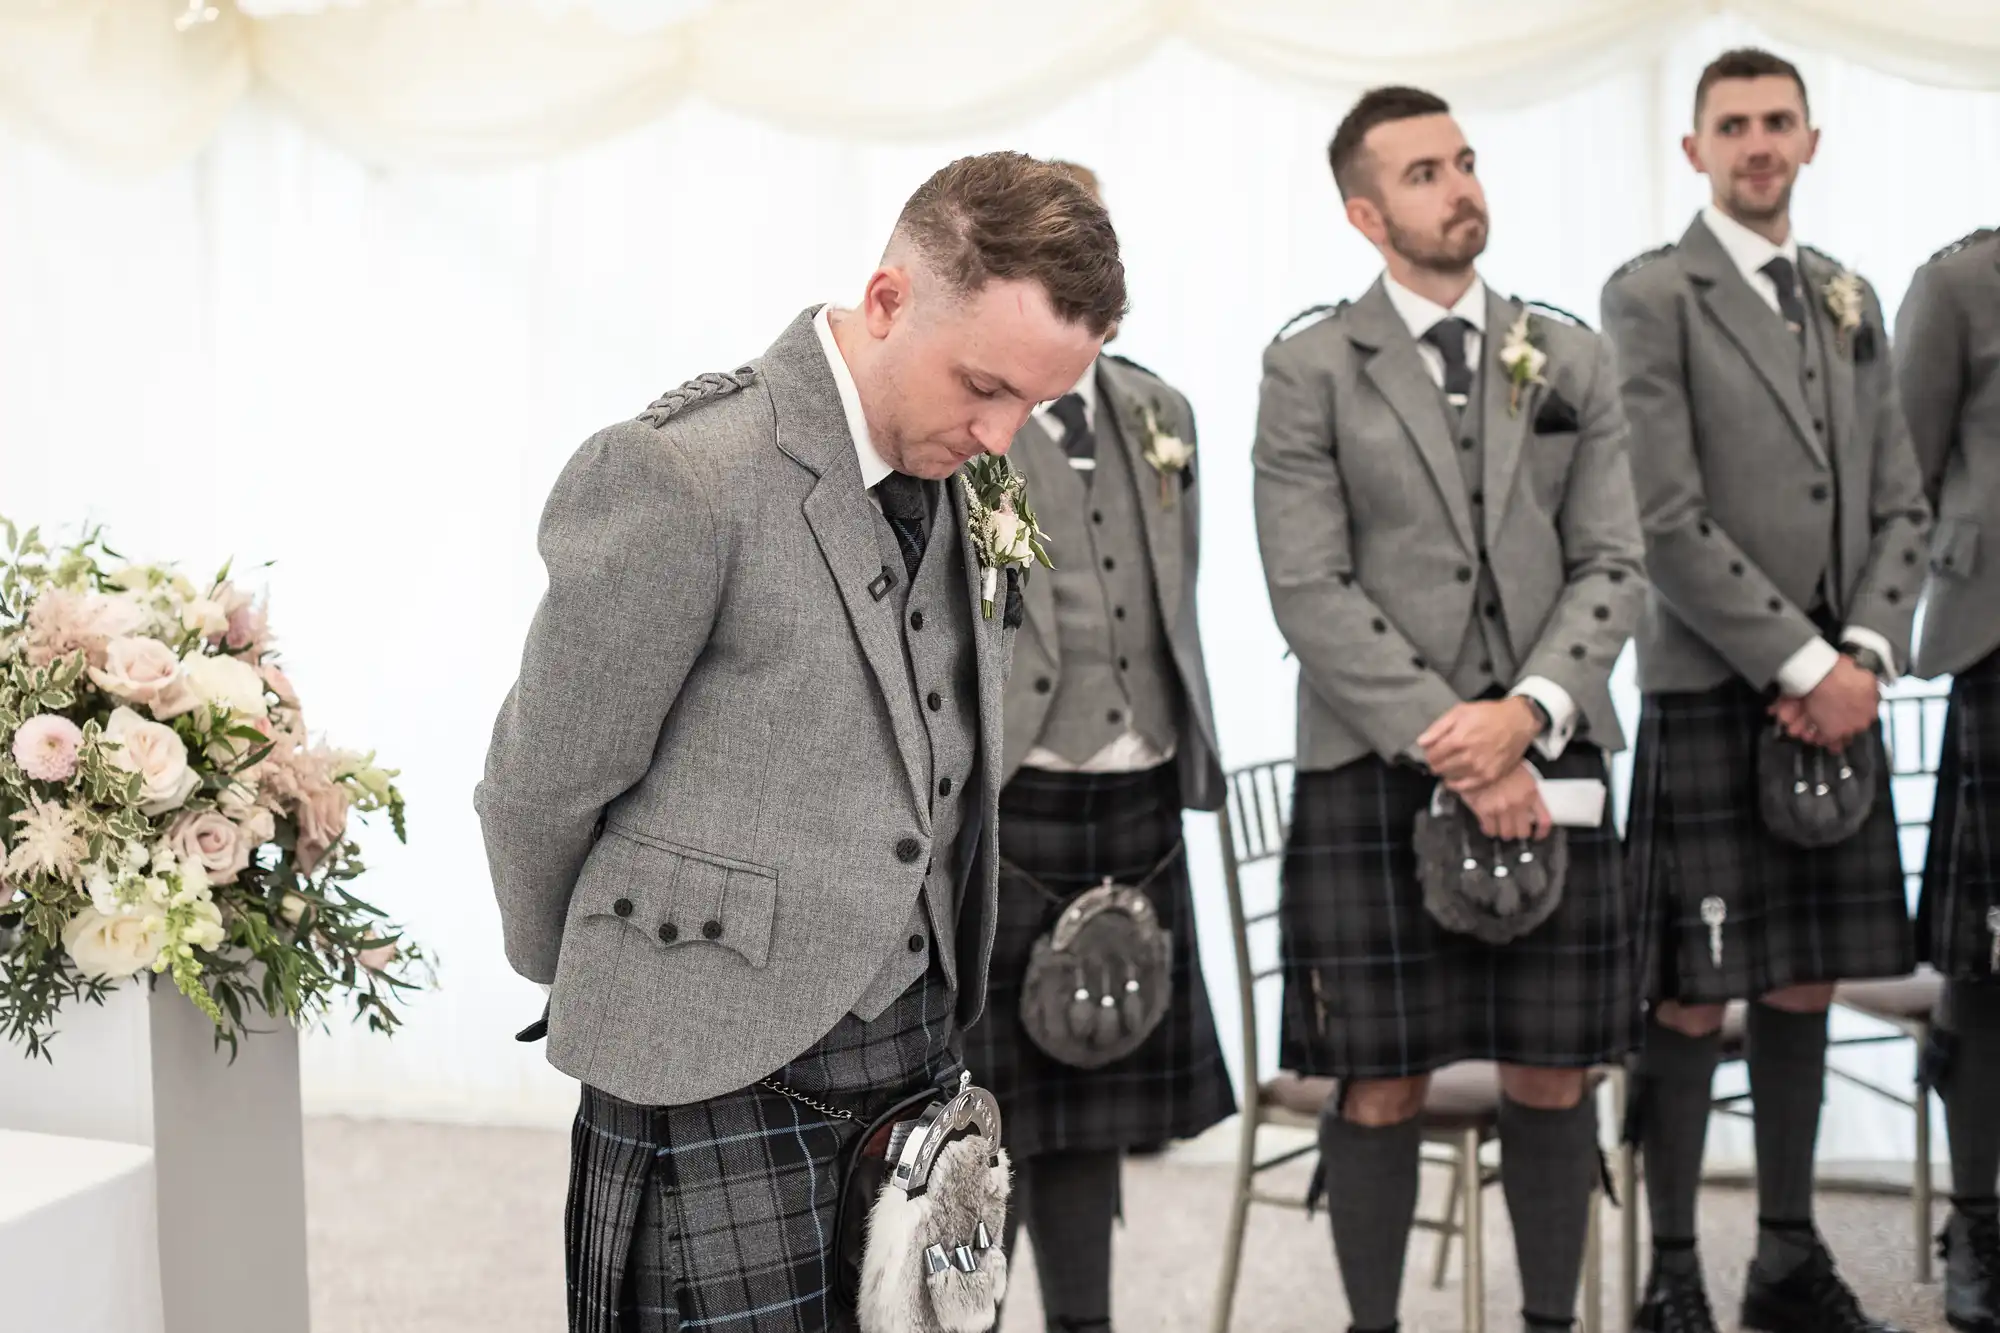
<box><xmin>1932</xmin><ymin>518</ymin><xmax>1979</xmax><ymax>579</ymax></box>
<box><xmin>598</xmin><ymin>826</ymin><xmax>778</xmax><ymax>970</ymax></box>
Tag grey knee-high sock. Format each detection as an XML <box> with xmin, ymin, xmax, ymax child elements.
<box><xmin>1319</xmin><ymin>1103</ymin><xmax>1423</xmax><ymax>1331</ymax></box>
<box><xmin>1941</xmin><ymin>980</ymin><xmax>2000</xmax><ymax>1210</ymax></box>
<box><xmin>1634</xmin><ymin>1015</ymin><xmax>1723</xmax><ymax>1271</ymax></box>
<box><xmin>1017</xmin><ymin>1148</ymin><xmax>1121</xmax><ymax>1331</ymax></box>
<box><xmin>1745</xmin><ymin>1002</ymin><xmax>1830</xmax><ymax>1275</ymax></box>
<box><xmin>1500</xmin><ymin>1094</ymin><xmax>1601</xmax><ymax>1325</ymax></box>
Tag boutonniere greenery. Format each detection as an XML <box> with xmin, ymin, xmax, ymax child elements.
<box><xmin>1138</xmin><ymin>405</ymin><xmax>1194</xmax><ymax>508</ymax></box>
<box><xmin>961</xmin><ymin>455</ymin><xmax>1052</xmax><ymax>619</ymax></box>
<box><xmin>1498</xmin><ymin>312</ymin><xmax>1549</xmax><ymax>417</ymax></box>
<box><xmin>1823</xmin><ymin>269</ymin><xmax>1865</xmax><ymax>354</ymax></box>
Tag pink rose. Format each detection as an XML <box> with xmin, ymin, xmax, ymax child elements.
<box><xmin>102</xmin><ymin>706</ymin><xmax>201</xmax><ymax>816</ymax></box>
<box><xmin>88</xmin><ymin>637</ymin><xmax>198</xmax><ymax>717</ymax></box>
<box><xmin>165</xmin><ymin>809</ymin><xmax>251</xmax><ymax>886</ymax></box>
<box><xmin>12</xmin><ymin>714</ymin><xmax>84</xmax><ymax>783</ymax></box>
<box><xmin>221</xmin><ymin>585</ymin><xmax>271</xmax><ymax>656</ymax></box>
<box><xmin>295</xmin><ymin>770</ymin><xmax>352</xmax><ymax>873</ymax></box>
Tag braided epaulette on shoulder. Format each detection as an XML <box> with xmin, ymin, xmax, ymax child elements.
<box><xmin>1927</xmin><ymin>226</ymin><xmax>1999</xmax><ymax>265</ymax></box>
<box><xmin>1518</xmin><ymin>298</ymin><xmax>1591</xmax><ymax>330</ymax></box>
<box><xmin>638</xmin><ymin>366</ymin><xmax>758</xmax><ymax>428</ymax></box>
<box><xmin>1271</xmin><ymin>301</ymin><xmax>1348</xmax><ymax>344</ymax></box>
<box><xmin>1609</xmin><ymin>244</ymin><xmax>1674</xmax><ymax>282</ymax></box>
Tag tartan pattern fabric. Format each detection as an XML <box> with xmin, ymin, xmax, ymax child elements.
<box><xmin>1626</xmin><ymin>680</ymin><xmax>1914</xmax><ymax>1003</ymax></box>
<box><xmin>959</xmin><ymin>763</ymin><xmax>1236</xmax><ymax>1158</ymax></box>
<box><xmin>1277</xmin><ymin>743</ymin><xmax>1636</xmax><ymax>1079</ymax></box>
<box><xmin>566</xmin><ymin>966</ymin><xmax>960</xmax><ymax>1333</ymax></box>
<box><xmin>1921</xmin><ymin>650</ymin><xmax>2000</xmax><ymax>980</ymax></box>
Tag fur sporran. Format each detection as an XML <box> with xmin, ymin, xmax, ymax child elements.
<box><xmin>1756</xmin><ymin>725</ymin><xmax>1877</xmax><ymax>849</ymax></box>
<box><xmin>1412</xmin><ymin>784</ymin><xmax>1568</xmax><ymax>945</ymax></box>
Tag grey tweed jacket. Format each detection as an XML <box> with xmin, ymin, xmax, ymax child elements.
<box><xmin>475</xmin><ymin>309</ymin><xmax>1012</xmax><ymax>1107</ymax></box>
<box><xmin>1897</xmin><ymin>227</ymin><xmax>2000</xmax><ymax>679</ymax></box>
<box><xmin>1601</xmin><ymin>216</ymin><xmax>1931</xmax><ymax>692</ymax></box>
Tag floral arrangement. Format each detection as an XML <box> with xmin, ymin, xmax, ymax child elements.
<box><xmin>0</xmin><ymin>519</ymin><xmax>424</xmax><ymax>1059</ymax></box>
<box><xmin>961</xmin><ymin>456</ymin><xmax>1053</xmax><ymax>618</ymax></box>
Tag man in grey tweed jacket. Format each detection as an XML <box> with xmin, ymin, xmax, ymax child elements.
<box><xmin>476</xmin><ymin>153</ymin><xmax>1125</xmax><ymax>1332</ymax></box>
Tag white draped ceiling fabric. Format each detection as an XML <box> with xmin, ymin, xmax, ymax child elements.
<box><xmin>4</xmin><ymin>0</ymin><xmax>2000</xmax><ymax>169</ymax></box>
<box><xmin>6</xmin><ymin>2</ymin><xmax>2000</xmax><ymax>1173</ymax></box>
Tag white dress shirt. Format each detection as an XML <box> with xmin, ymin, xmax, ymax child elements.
<box><xmin>1698</xmin><ymin>207</ymin><xmax>1898</xmax><ymax>691</ymax></box>
<box><xmin>1021</xmin><ymin>359</ymin><xmax>1176</xmax><ymax>775</ymax></box>
<box><xmin>814</xmin><ymin>305</ymin><xmax>896</xmax><ymax>497</ymax></box>
<box><xmin>1381</xmin><ymin>272</ymin><xmax>1577</xmax><ymax>761</ymax></box>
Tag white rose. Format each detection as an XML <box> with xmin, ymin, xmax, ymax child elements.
<box><xmin>180</xmin><ymin>597</ymin><xmax>229</xmax><ymax>640</ymax></box>
<box><xmin>277</xmin><ymin>892</ymin><xmax>311</xmax><ymax>926</ymax></box>
<box><xmin>184</xmin><ymin>654</ymin><xmax>270</xmax><ymax>720</ymax></box>
<box><xmin>989</xmin><ymin>509</ymin><xmax>1021</xmax><ymax>559</ymax></box>
<box><xmin>103</xmin><ymin>706</ymin><xmax>202</xmax><ymax>816</ymax></box>
<box><xmin>88</xmin><ymin>636</ymin><xmax>196</xmax><ymax>715</ymax></box>
<box><xmin>62</xmin><ymin>907</ymin><xmax>166</xmax><ymax>980</ymax></box>
<box><xmin>165</xmin><ymin>810</ymin><xmax>251</xmax><ymax>886</ymax></box>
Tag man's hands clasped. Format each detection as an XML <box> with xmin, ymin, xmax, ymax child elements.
<box><xmin>1418</xmin><ymin>697</ymin><xmax>1553</xmax><ymax>841</ymax></box>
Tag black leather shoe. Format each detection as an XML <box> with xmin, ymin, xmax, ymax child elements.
<box><xmin>1633</xmin><ymin>1263</ymin><xmax>1718</xmax><ymax>1333</ymax></box>
<box><xmin>1943</xmin><ymin>1208</ymin><xmax>2000</xmax><ymax>1333</ymax></box>
<box><xmin>1740</xmin><ymin>1236</ymin><xmax>1910</xmax><ymax>1333</ymax></box>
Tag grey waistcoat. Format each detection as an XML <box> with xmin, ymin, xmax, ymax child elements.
<box><xmin>1440</xmin><ymin>364</ymin><xmax>1519</xmax><ymax>698</ymax></box>
<box><xmin>1026</xmin><ymin>398</ymin><xmax>1180</xmax><ymax>764</ymax></box>
<box><xmin>850</xmin><ymin>484</ymin><xmax>979</xmax><ymax>1019</ymax></box>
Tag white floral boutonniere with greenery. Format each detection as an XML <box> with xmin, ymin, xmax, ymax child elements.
<box><xmin>961</xmin><ymin>455</ymin><xmax>1052</xmax><ymax>619</ymax></box>
<box><xmin>1138</xmin><ymin>405</ymin><xmax>1194</xmax><ymax>508</ymax></box>
<box><xmin>1823</xmin><ymin>269</ymin><xmax>1865</xmax><ymax>353</ymax></box>
<box><xmin>1498</xmin><ymin>312</ymin><xmax>1548</xmax><ymax>417</ymax></box>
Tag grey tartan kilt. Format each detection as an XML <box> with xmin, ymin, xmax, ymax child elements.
<box><xmin>565</xmin><ymin>966</ymin><xmax>961</xmax><ymax>1333</ymax></box>
<box><xmin>959</xmin><ymin>763</ymin><xmax>1237</xmax><ymax>1159</ymax></box>
<box><xmin>1627</xmin><ymin>680</ymin><xmax>1914</xmax><ymax>1004</ymax></box>
<box><xmin>1921</xmin><ymin>649</ymin><xmax>2000</xmax><ymax>980</ymax></box>
<box><xmin>1277</xmin><ymin>743</ymin><xmax>1637</xmax><ymax>1080</ymax></box>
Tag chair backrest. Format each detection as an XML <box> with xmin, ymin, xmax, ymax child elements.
<box><xmin>1219</xmin><ymin>759</ymin><xmax>1296</xmax><ymax>1102</ymax></box>
<box><xmin>1881</xmin><ymin>678</ymin><xmax>1952</xmax><ymax>903</ymax></box>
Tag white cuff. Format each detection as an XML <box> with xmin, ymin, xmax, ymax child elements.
<box><xmin>538</xmin><ymin>983</ymin><xmax>552</xmax><ymax>996</ymax></box>
<box><xmin>1775</xmin><ymin>636</ymin><xmax>1841</xmax><ymax>697</ymax></box>
<box><xmin>1510</xmin><ymin>676</ymin><xmax>1579</xmax><ymax>761</ymax></box>
<box><xmin>1840</xmin><ymin>626</ymin><xmax>1899</xmax><ymax>682</ymax></box>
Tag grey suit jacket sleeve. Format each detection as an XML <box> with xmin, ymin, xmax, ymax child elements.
<box><xmin>1253</xmin><ymin>340</ymin><xmax>1461</xmax><ymax>762</ymax></box>
<box><xmin>475</xmin><ymin>422</ymin><xmax>722</xmax><ymax>983</ymax></box>
<box><xmin>1895</xmin><ymin>264</ymin><xmax>1967</xmax><ymax>509</ymax></box>
<box><xmin>1603</xmin><ymin>279</ymin><xmax>1824</xmax><ymax>689</ymax></box>
<box><xmin>1847</xmin><ymin>284</ymin><xmax>1931</xmax><ymax>660</ymax></box>
<box><xmin>1514</xmin><ymin>337</ymin><xmax>1647</xmax><ymax>705</ymax></box>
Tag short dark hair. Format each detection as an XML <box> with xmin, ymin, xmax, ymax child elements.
<box><xmin>1694</xmin><ymin>48</ymin><xmax>1810</xmax><ymax>126</ymax></box>
<box><xmin>1328</xmin><ymin>86</ymin><xmax>1452</xmax><ymax>200</ymax></box>
<box><xmin>893</xmin><ymin>152</ymin><xmax>1127</xmax><ymax>338</ymax></box>
<box><xmin>1048</xmin><ymin>160</ymin><xmax>1103</xmax><ymax>203</ymax></box>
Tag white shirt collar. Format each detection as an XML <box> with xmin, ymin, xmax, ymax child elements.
<box><xmin>1032</xmin><ymin>358</ymin><xmax>1098</xmax><ymax>434</ymax></box>
<box><xmin>1383</xmin><ymin>272</ymin><xmax>1487</xmax><ymax>341</ymax></box>
<box><xmin>1702</xmin><ymin>203</ymin><xmax>1799</xmax><ymax>285</ymax></box>
<box><xmin>813</xmin><ymin>304</ymin><xmax>894</xmax><ymax>491</ymax></box>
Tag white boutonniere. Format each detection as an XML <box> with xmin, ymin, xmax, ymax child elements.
<box><xmin>1139</xmin><ymin>405</ymin><xmax>1194</xmax><ymax>508</ymax></box>
<box><xmin>960</xmin><ymin>455</ymin><xmax>1053</xmax><ymax>619</ymax></box>
<box><xmin>1823</xmin><ymin>269</ymin><xmax>1865</xmax><ymax>352</ymax></box>
<box><xmin>1498</xmin><ymin>312</ymin><xmax>1548</xmax><ymax>417</ymax></box>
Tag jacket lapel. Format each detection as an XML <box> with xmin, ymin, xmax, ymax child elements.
<box><xmin>1681</xmin><ymin>218</ymin><xmax>1827</xmax><ymax>466</ymax></box>
<box><xmin>768</xmin><ymin>309</ymin><xmax>932</xmax><ymax>825</ymax></box>
<box><xmin>1097</xmin><ymin>359</ymin><xmax>1185</xmax><ymax>632</ymax></box>
<box><xmin>1350</xmin><ymin>281</ymin><xmax>1479</xmax><ymax>556</ymax></box>
<box><xmin>952</xmin><ymin>477</ymin><xmax>1007</xmax><ymax>819</ymax></box>
<box><xmin>1797</xmin><ymin>247</ymin><xmax>1860</xmax><ymax>475</ymax></box>
<box><xmin>1480</xmin><ymin>290</ymin><xmax>1535</xmax><ymax>548</ymax></box>
<box><xmin>1010</xmin><ymin>413</ymin><xmax>1067</xmax><ymax>651</ymax></box>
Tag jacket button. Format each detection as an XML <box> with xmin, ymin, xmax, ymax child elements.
<box><xmin>927</xmin><ymin>690</ymin><xmax>942</xmax><ymax>711</ymax></box>
<box><xmin>1114</xmin><ymin>607</ymin><xmax>1126</xmax><ymax>620</ymax></box>
<box><xmin>1904</xmin><ymin>549</ymin><xmax>1918</xmax><ymax>565</ymax></box>
<box><xmin>896</xmin><ymin>837</ymin><xmax>922</xmax><ymax>864</ymax></box>
<box><xmin>613</xmin><ymin>898</ymin><xmax>633</xmax><ymax>918</ymax></box>
<box><xmin>1484</xmin><ymin>601</ymin><xmax>1500</xmax><ymax>618</ymax></box>
<box><xmin>1593</xmin><ymin>605</ymin><xmax>1611</xmax><ymax>621</ymax></box>
<box><xmin>1460</xmin><ymin>438</ymin><xmax>1475</xmax><ymax>452</ymax></box>
<box><xmin>1470</xmin><ymin>489</ymin><xmax>1484</xmax><ymax>506</ymax></box>
<box><xmin>702</xmin><ymin>920</ymin><xmax>723</xmax><ymax>941</ymax></box>
<box><xmin>591</xmin><ymin>814</ymin><xmax>607</xmax><ymax>840</ymax></box>
<box><xmin>1730</xmin><ymin>560</ymin><xmax>1745</xmax><ymax>576</ymax></box>
<box><xmin>1768</xmin><ymin>597</ymin><xmax>1783</xmax><ymax>612</ymax></box>
<box><xmin>1569</xmin><ymin>645</ymin><xmax>1587</xmax><ymax>660</ymax></box>
<box><xmin>1102</xmin><ymin>556</ymin><xmax>1115</xmax><ymax>571</ymax></box>
<box><xmin>1371</xmin><ymin>617</ymin><xmax>1388</xmax><ymax>634</ymax></box>
<box><xmin>1479</xmin><ymin>659</ymin><xmax>1493</xmax><ymax>674</ymax></box>
<box><xmin>1813</xmin><ymin>419</ymin><xmax>1825</xmax><ymax>433</ymax></box>
<box><xmin>1886</xmin><ymin>588</ymin><xmax>1902</xmax><ymax>604</ymax></box>
<box><xmin>1698</xmin><ymin>521</ymin><xmax>1713</xmax><ymax>537</ymax></box>
<box><xmin>1034</xmin><ymin>677</ymin><xmax>1052</xmax><ymax>694</ymax></box>
<box><xmin>907</xmin><ymin>933</ymin><xmax>925</xmax><ymax>953</ymax></box>
<box><xmin>1091</xmin><ymin>510</ymin><xmax>1103</xmax><ymax>524</ymax></box>
<box><xmin>1107</xmin><ymin>709</ymin><xmax>1123</xmax><ymax>725</ymax></box>
<box><xmin>658</xmin><ymin>922</ymin><xmax>678</xmax><ymax>944</ymax></box>
<box><xmin>1609</xmin><ymin>570</ymin><xmax>1627</xmax><ymax>583</ymax></box>
<box><xmin>1810</xmin><ymin>483</ymin><xmax>1829</xmax><ymax>502</ymax></box>
<box><xmin>1456</xmin><ymin>566</ymin><xmax>1473</xmax><ymax>583</ymax></box>
<box><xmin>938</xmin><ymin>777</ymin><xmax>952</xmax><ymax>796</ymax></box>
<box><xmin>1410</xmin><ymin>656</ymin><xmax>1426</xmax><ymax>670</ymax></box>
<box><xmin>909</xmin><ymin>610</ymin><xmax>925</xmax><ymax>631</ymax></box>
<box><xmin>1118</xmin><ymin>656</ymin><xmax>1129</xmax><ymax>670</ymax></box>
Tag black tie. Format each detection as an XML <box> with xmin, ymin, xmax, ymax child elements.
<box><xmin>874</xmin><ymin>472</ymin><xmax>930</xmax><ymax>582</ymax></box>
<box><xmin>1762</xmin><ymin>256</ymin><xmax>1808</xmax><ymax>349</ymax></box>
<box><xmin>1422</xmin><ymin>317</ymin><xmax>1476</xmax><ymax>407</ymax></box>
<box><xmin>1048</xmin><ymin>393</ymin><xmax>1096</xmax><ymax>470</ymax></box>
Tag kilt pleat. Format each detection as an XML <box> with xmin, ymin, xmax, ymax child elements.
<box><xmin>1627</xmin><ymin>680</ymin><xmax>1914</xmax><ymax>1004</ymax></box>
<box><xmin>1920</xmin><ymin>650</ymin><xmax>2000</xmax><ymax>980</ymax></box>
<box><xmin>1277</xmin><ymin>743</ymin><xmax>1635</xmax><ymax>1080</ymax></box>
<box><xmin>567</xmin><ymin>967</ymin><xmax>960</xmax><ymax>1333</ymax></box>
<box><xmin>960</xmin><ymin>763</ymin><xmax>1237</xmax><ymax>1159</ymax></box>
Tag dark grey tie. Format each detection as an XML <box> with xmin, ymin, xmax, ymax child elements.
<box><xmin>1761</xmin><ymin>256</ymin><xmax>1808</xmax><ymax>349</ymax></box>
<box><xmin>873</xmin><ymin>472</ymin><xmax>930</xmax><ymax>581</ymax></box>
<box><xmin>1048</xmin><ymin>393</ymin><xmax>1096</xmax><ymax>471</ymax></box>
<box><xmin>1422</xmin><ymin>317</ymin><xmax>1477</xmax><ymax>407</ymax></box>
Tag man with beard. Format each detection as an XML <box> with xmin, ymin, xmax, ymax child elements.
<box><xmin>1254</xmin><ymin>85</ymin><xmax>1645</xmax><ymax>1333</ymax></box>
<box><xmin>1602</xmin><ymin>48</ymin><xmax>1929</xmax><ymax>1333</ymax></box>
<box><xmin>1897</xmin><ymin>223</ymin><xmax>2000</xmax><ymax>1333</ymax></box>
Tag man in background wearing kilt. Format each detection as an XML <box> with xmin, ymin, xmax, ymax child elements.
<box><xmin>961</xmin><ymin>162</ymin><xmax>1236</xmax><ymax>1333</ymax></box>
<box><xmin>1602</xmin><ymin>49</ymin><xmax>1930</xmax><ymax>1333</ymax></box>
<box><xmin>477</xmin><ymin>154</ymin><xmax>1125</xmax><ymax>1332</ymax></box>
<box><xmin>1254</xmin><ymin>87</ymin><xmax>1645</xmax><ymax>1333</ymax></box>
<box><xmin>1897</xmin><ymin>223</ymin><xmax>2000</xmax><ymax>1333</ymax></box>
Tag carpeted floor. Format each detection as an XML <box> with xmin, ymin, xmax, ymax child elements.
<box><xmin>305</xmin><ymin>1115</ymin><xmax>1951</xmax><ymax>1332</ymax></box>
